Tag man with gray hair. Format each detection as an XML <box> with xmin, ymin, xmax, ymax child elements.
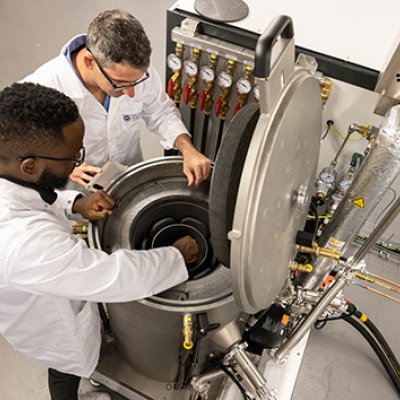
<box><xmin>23</xmin><ymin>9</ymin><xmax>212</xmax><ymax>188</ymax></box>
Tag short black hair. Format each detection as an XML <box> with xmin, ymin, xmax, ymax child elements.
<box><xmin>86</xmin><ymin>9</ymin><xmax>152</xmax><ymax>70</ymax></box>
<box><xmin>0</xmin><ymin>82</ymin><xmax>79</xmax><ymax>156</ymax></box>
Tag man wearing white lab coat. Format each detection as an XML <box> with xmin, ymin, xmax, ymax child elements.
<box><xmin>23</xmin><ymin>9</ymin><xmax>211</xmax><ymax>188</ymax></box>
<box><xmin>0</xmin><ymin>82</ymin><xmax>197</xmax><ymax>400</ymax></box>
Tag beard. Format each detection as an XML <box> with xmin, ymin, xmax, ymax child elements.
<box><xmin>37</xmin><ymin>169</ymin><xmax>70</xmax><ymax>190</ymax></box>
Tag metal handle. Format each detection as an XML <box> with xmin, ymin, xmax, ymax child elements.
<box><xmin>254</xmin><ymin>15</ymin><xmax>294</xmax><ymax>78</ymax></box>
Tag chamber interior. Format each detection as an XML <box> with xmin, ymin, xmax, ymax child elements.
<box><xmin>91</xmin><ymin>167</ymin><xmax>231</xmax><ymax>304</ymax></box>
<box><xmin>129</xmin><ymin>198</ymin><xmax>218</xmax><ymax>279</ymax></box>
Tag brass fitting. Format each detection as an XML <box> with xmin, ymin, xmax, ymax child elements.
<box><xmin>220</xmin><ymin>87</ymin><xmax>231</xmax><ymax>120</ymax></box>
<box><xmin>203</xmin><ymin>81</ymin><xmax>214</xmax><ymax>115</ymax></box>
<box><xmin>202</xmin><ymin>54</ymin><xmax>218</xmax><ymax>114</ymax></box>
<box><xmin>175</xmin><ymin>42</ymin><xmax>184</xmax><ymax>58</ymax></box>
<box><xmin>171</xmin><ymin>70</ymin><xmax>182</xmax><ymax>104</ymax></box>
<box><xmin>297</xmin><ymin>244</ymin><xmax>342</xmax><ymax>261</ymax></box>
<box><xmin>291</xmin><ymin>261</ymin><xmax>313</xmax><ymax>273</ymax></box>
<box><xmin>182</xmin><ymin>313</ymin><xmax>194</xmax><ymax>350</ymax></box>
<box><xmin>219</xmin><ymin>60</ymin><xmax>236</xmax><ymax>119</ymax></box>
<box><xmin>186</xmin><ymin>48</ymin><xmax>201</xmax><ymax>108</ymax></box>
<box><xmin>320</xmin><ymin>78</ymin><xmax>332</xmax><ymax>105</ymax></box>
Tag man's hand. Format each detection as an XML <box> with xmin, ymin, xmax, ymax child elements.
<box><xmin>174</xmin><ymin>134</ymin><xmax>212</xmax><ymax>186</ymax></box>
<box><xmin>173</xmin><ymin>235</ymin><xmax>199</xmax><ymax>264</ymax></box>
<box><xmin>69</xmin><ymin>162</ymin><xmax>102</xmax><ymax>187</ymax></box>
<box><xmin>73</xmin><ymin>190</ymin><xmax>115</xmax><ymax>221</ymax></box>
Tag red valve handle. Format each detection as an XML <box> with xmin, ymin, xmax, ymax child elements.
<box><xmin>184</xmin><ymin>83</ymin><xmax>190</xmax><ymax>105</ymax></box>
<box><xmin>168</xmin><ymin>77</ymin><xmax>174</xmax><ymax>98</ymax></box>
<box><xmin>233</xmin><ymin>101</ymin><xmax>242</xmax><ymax>116</ymax></box>
<box><xmin>199</xmin><ymin>89</ymin><xmax>206</xmax><ymax>111</ymax></box>
<box><xmin>215</xmin><ymin>95</ymin><xmax>223</xmax><ymax>117</ymax></box>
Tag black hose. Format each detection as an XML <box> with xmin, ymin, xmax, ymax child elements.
<box><xmin>201</xmin><ymin>114</ymin><xmax>210</xmax><ymax>154</ymax></box>
<box><xmin>214</xmin><ymin>120</ymin><xmax>225</xmax><ymax>159</ymax></box>
<box><xmin>347</xmin><ymin>304</ymin><xmax>400</xmax><ymax>376</ymax></box>
<box><xmin>362</xmin><ymin>317</ymin><xmax>400</xmax><ymax>375</ymax></box>
<box><xmin>308</xmin><ymin>200</ymin><xmax>319</xmax><ymax>240</ymax></box>
<box><xmin>342</xmin><ymin>314</ymin><xmax>400</xmax><ymax>395</ymax></box>
<box><xmin>98</xmin><ymin>303</ymin><xmax>110</xmax><ymax>334</ymax></box>
<box><xmin>220</xmin><ymin>364</ymin><xmax>251</xmax><ymax>400</ymax></box>
<box><xmin>190</xmin><ymin>107</ymin><xmax>197</xmax><ymax>143</ymax></box>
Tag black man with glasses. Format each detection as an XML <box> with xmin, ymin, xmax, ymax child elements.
<box><xmin>0</xmin><ymin>82</ymin><xmax>198</xmax><ymax>400</ymax></box>
<box><xmin>22</xmin><ymin>9</ymin><xmax>212</xmax><ymax>188</ymax></box>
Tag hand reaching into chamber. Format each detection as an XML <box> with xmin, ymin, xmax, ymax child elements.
<box><xmin>173</xmin><ymin>235</ymin><xmax>199</xmax><ymax>263</ymax></box>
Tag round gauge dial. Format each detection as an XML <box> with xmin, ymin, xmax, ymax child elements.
<box><xmin>236</xmin><ymin>78</ymin><xmax>252</xmax><ymax>94</ymax></box>
<box><xmin>319</xmin><ymin>166</ymin><xmax>336</xmax><ymax>184</ymax></box>
<box><xmin>184</xmin><ymin>60</ymin><xmax>198</xmax><ymax>76</ymax></box>
<box><xmin>167</xmin><ymin>53</ymin><xmax>182</xmax><ymax>71</ymax></box>
<box><xmin>338</xmin><ymin>178</ymin><xmax>352</xmax><ymax>192</ymax></box>
<box><xmin>200</xmin><ymin>66</ymin><xmax>215</xmax><ymax>82</ymax></box>
<box><xmin>217</xmin><ymin>71</ymin><xmax>233</xmax><ymax>88</ymax></box>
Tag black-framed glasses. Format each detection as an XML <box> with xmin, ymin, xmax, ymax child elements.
<box><xmin>87</xmin><ymin>48</ymin><xmax>150</xmax><ymax>92</ymax></box>
<box><xmin>16</xmin><ymin>146</ymin><xmax>85</xmax><ymax>167</ymax></box>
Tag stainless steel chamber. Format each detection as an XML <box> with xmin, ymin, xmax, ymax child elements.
<box><xmin>88</xmin><ymin>157</ymin><xmax>240</xmax><ymax>384</ymax></box>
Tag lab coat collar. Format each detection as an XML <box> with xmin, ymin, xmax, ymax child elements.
<box><xmin>0</xmin><ymin>175</ymin><xmax>57</xmax><ymax>204</ymax></box>
<box><xmin>61</xmin><ymin>34</ymin><xmax>87</xmax><ymax>58</ymax></box>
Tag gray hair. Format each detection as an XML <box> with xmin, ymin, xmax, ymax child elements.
<box><xmin>86</xmin><ymin>9</ymin><xmax>152</xmax><ymax>70</ymax></box>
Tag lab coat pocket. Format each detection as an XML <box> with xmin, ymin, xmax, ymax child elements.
<box><xmin>74</xmin><ymin>301</ymin><xmax>100</xmax><ymax>349</ymax></box>
<box><xmin>69</xmin><ymin>301</ymin><xmax>101</xmax><ymax>375</ymax></box>
<box><xmin>118</xmin><ymin>102</ymin><xmax>143</xmax><ymax>131</ymax></box>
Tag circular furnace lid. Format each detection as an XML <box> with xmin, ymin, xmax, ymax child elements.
<box><xmin>195</xmin><ymin>0</ymin><xmax>249</xmax><ymax>23</ymax></box>
<box><xmin>210</xmin><ymin>71</ymin><xmax>322</xmax><ymax>313</ymax></box>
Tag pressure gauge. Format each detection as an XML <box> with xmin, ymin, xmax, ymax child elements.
<box><xmin>183</xmin><ymin>60</ymin><xmax>198</xmax><ymax>76</ymax></box>
<box><xmin>167</xmin><ymin>53</ymin><xmax>182</xmax><ymax>71</ymax></box>
<box><xmin>338</xmin><ymin>178</ymin><xmax>352</xmax><ymax>193</ymax></box>
<box><xmin>200</xmin><ymin>66</ymin><xmax>215</xmax><ymax>82</ymax></box>
<box><xmin>236</xmin><ymin>78</ymin><xmax>252</xmax><ymax>94</ymax></box>
<box><xmin>319</xmin><ymin>165</ymin><xmax>336</xmax><ymax>184</ymax></box>
<box><xmin>217</xmin><ymin>71</ymin><xmax>233</xmax><ymax>88</ymax></box>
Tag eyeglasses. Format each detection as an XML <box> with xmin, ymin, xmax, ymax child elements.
<box><xmin>87</xmin><ymin>48</ymin><xmax>150</xmax><ymax>92</ymax></box>
<box><xmin>16</xmin><ymin>146</ymin><xmax>85</xmax><ymax>167</ymax></box>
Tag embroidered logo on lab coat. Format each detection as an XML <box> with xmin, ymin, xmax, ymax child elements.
<box><xmin>122</xmin><ymin>112</ymin><xmax>142</xmax><ymax>123</ymax></box>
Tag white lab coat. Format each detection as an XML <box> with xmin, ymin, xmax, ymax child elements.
<box><xmin>0</xmin><ymin>179</ymin><xmax>188</xmax><ymax>377</ymax></box>
<box><xmin>22</xmin><ymin>34</ymin><xmax>188</xmax><ymax>167</ymax></box>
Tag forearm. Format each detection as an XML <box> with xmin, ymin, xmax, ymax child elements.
<box><xmin>174</xmin><ymin>133</ymin><xmax>194</xmax><ymax>155</ymax></box>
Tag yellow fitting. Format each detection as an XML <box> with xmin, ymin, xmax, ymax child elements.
<box><xmin>175</xmin><ymin>43</ymin><xmax>184</xmax><ymax>56</ymax></box>
<box><xmin>359</xmin><ymin>313</ymin><xmax>368</xmax><ymax>323</ymax></box>
<box><xmin>171</xmin><ymin>70</ymin><xmax>182</xmax><ymax>104</ymax></box>
<box><xmin>291</xmin><ymin>262</ymin><xmax>313</xmax><ymax>273</ymax></box>
<box><xmin>72</xmin><ymin>225</ymin><xmax>87</xmax><ymax>234</ymax></box>
<box><xmin>356</xmin><ymin>125</ymin><xmax>373</xmax><ymax>138</ymax></box>
<box><xmin>204</xmin><ymin>82</ymin><xmax>215</xmax><ymax>114</ymax></box>
<box><xmin>320</xmin><ymin>78</ymin><xmax>332</xmax><ymax>105</ymax></box>
<box><xmin>297</xmin><ymin>244</ymin><xmax>342</xmax><ymax>261</ymax></box>
<box><xmin>238</xmin><ymin>93</ymin><xmax>248</xmax><ymax>107</ymax></box>
<box><xmin>193</xmin><ymin>48</ymin><xmax>201</xmax><ymax>59</ymax></box>
<box><xmin>182</xmin><ymin>314</ymin><xmax>194</xmax><ymax>350</ymax></box>
<box><xmin>188</xmin><ymin>75</ymin><xmax>199</xmax><ymax>106</ymax></box>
